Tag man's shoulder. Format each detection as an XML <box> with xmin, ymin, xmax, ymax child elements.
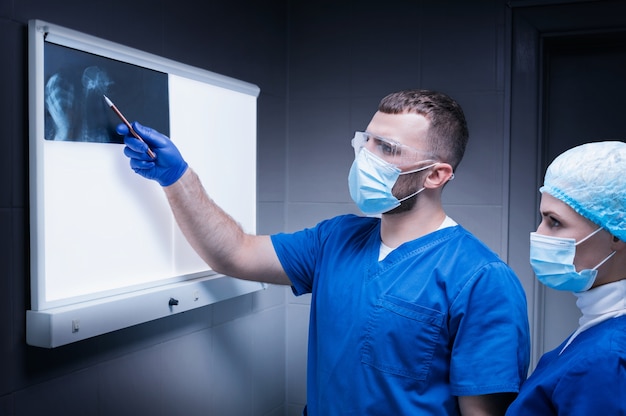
<box><xmin>432</xmin><ymin>226</ymin><xmax>517</xmax><ymax>278</ymax></box>
<box><xmin>318</xmin><ymin>213</ymin><xmax>379</xmax><ymax>233</ymax></box>
<box><xmin>438</xmin><ymin>225</ymin><xmax>500</xmax><ymax>255</ymax></box>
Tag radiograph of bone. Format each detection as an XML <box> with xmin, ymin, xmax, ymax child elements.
<box><xmin>43</xmin><ymin>43</ymin><xmax>170</xmax><ymax>143</ymax></box>
<box><xmin>45</xmin><ymin>73</ymin><xmax>75</xmax><ymax>141</ymax></box>
<box><xmin>45</xmin><ymin>66</ymin><xmax>113</xmax><ymax>142</ymax></box>
<box><xmin>80</xmin><ymin>66</ymin><xmax>113</xmax><ymax>142</ymax></box>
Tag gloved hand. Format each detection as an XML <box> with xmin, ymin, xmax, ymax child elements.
<box><xmin>118</xmin><ymin>122</ymin><xmax>188</xmax><ymax>186</ymax></box>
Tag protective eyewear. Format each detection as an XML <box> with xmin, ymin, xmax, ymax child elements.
<box><xmin>351</xmin><ymin>131</ymin><xmax>437</xmax><ymax>169</ymax></box>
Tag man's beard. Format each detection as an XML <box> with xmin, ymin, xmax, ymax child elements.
<box><xmin>384</xmin><ymin>172</ymin><xmax>424</xmax><ymax>215</ymax></box>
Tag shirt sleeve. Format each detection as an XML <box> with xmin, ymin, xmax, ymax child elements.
<box><xmin>449</xmin><ymin>262</ymin><xmax>531</xmax><ymax>396</ymax></box>
<box><xmin>271</xmin><ymin>228</ymin><xmax>318</xmax><ymax>295</ymax></box>
<box><xmin>271</xmin><ymin>216</ymin><xmax>349</xmax><ymax>296</ymax></box>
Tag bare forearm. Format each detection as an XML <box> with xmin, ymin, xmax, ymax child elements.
<box><xmin>458</xmin><ymin>393</ymin><xmax>516</xmax><ymax>416</ymax></box>
<box><xmin>164</xmin><ymin>169</ymin><xmax>242</xmax><ymax>269</ymax></box>
<box><xmin>163</xmin><ymin>169</ymin><xmax>289</xmax><ymax>284</ymax></box>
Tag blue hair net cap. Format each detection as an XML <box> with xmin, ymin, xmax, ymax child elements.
<box><xmin>540</xmin><ymin>141</ymin><xmax>626</xmax><ymax>241</ymax></box>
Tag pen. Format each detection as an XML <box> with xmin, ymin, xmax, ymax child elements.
<box><xmin>103</xmin><ymin>95</ymin><xmax>156</xmax><ymax>159</ymax></box>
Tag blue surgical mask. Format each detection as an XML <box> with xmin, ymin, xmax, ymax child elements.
<box><xmin>348</xmin><ymin>148</ymin><xmax>436</xmax><ymax>215</ymax></box>
<box><xmin>529</xmin><ymin>228</ymin><xmax>615</xmax><ymax>292</ymax></box>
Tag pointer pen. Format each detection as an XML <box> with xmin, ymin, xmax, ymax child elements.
<box><xmin>103</xmin><ymin>95</ymin><xmax>156</xmax><ymax>159</ymax></box>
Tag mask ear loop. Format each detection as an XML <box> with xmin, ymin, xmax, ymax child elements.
<box><xmin>413</xmin><ymin>162</ymin><xmax>455</xmax><ymax>184</ymax></box>
<box><xmin>395</xmin><ymin>163</ymin><xmax>440</xmax><ymax>203</ymax></box>
<box><xmin>575</xmin><ymin>227</ymin><xmax>616</xmax><ymax>271</ymax></box>
<box><xmin>400</xmin><ymin>161</ymin><xmax>439</xmax><ymax>175</ymax></box>
<box><xmin>414</xmin><ymin>163</ymin><xmax>456</xmax><ymax>186</ymax></box>
<box><xmin>591</xmin><ymin>250</ymin><xmax>616</xmax><ymax>271</ymax></box>
<box><xmin>575</xmin><ymin>227</ymin><xmax>603</xmax><ymax>246</ymax></box>
<box><xmin>397</xmin><ymin>187</ymin><xmax>425</xmax><ymax>203</ymax></box>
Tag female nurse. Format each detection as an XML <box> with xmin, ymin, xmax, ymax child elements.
<box><xmin>506</xmin><ymin>141</ymin><xmax>626</xmax><ymax>415</ymax></box>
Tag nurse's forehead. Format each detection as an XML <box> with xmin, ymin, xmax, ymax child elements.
<box><xmin>539</xmin><ymin>192</ymin><xmax>592</xmax><ymax>226</ymax></box>
<box><xmin>540</xmin><ymin>193</ymin><xmax>573</xmax><ymax>214</ymax></box>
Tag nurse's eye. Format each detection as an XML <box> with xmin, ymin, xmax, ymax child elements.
<box><xmin>539</xmin><ymin>211</ymin><xmax>563</xmax><ymax>229</ymax></box>
<box><xmin>547</xmin><ymin>215</ymin><xmax>562</xmax><ymax>228</ymax></box>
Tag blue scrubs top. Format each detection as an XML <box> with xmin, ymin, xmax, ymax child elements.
<box><xmin>272</xmin><ymin>215</ymin><xmax>530</xmax><ymax>415</ymax></box>
<box><xmin>506</xmin><ymin>316</ymin><xmax>626</xmax><ymax>415</ymax></box>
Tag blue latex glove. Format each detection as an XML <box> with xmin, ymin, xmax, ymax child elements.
<box><xmin>118</xmin><ymin>122</ymin><xmax>188</xmax><ymax>186</ymax></box>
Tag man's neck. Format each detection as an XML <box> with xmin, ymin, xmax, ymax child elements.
<box><xmin>380</xmin><ymin>202</ymin><xmax>447</xmax><ymax>248</ymax></box>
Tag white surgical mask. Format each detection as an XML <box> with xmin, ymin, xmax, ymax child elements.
<box><xmin>529</xmin><ymin>228</ymin><xmax>616</xmax><ymax>292</ymax></box>
<box><xmin>348</xmin><ymin>148</ymin><xmax>436</xmax><ymax>215</ymax></box>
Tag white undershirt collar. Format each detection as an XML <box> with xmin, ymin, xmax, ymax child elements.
<box><xmin>379</xmin><ymin>216</ymin><xmax>457</xmax><ymax>261</ymax></box>
<box><xmin>560</xmin><ymin>279</ymin><xmax>626</xmax><ymax>354</ymax></box>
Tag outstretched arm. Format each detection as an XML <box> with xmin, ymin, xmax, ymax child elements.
<box><xmin>119</xmin><ymin>122</ymin><xmax>290</xmax><ymax>285</ymax></box>
<box><xmin>164</xmin><ymin>168</ymin><xmax>290</xmax><ymax>284</ymax></box>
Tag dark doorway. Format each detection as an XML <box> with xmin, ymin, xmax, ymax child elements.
<box><xmin>509</xmin><ymin>0</ymin><xmax>626</xmax><ymax>367</ymax></box>
<box><xmin>540</xmin><ymin>29</ymin><xmax>626</xmax><ymax>353</ymax></box>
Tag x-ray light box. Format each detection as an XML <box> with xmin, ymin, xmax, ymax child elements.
<box><xmin>27</xmin><ymin>20</ymin><xmax>264</xmax><ymax>348</ymax></box>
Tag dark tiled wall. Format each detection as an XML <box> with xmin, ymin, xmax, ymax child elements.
<box><xmin>1</xmin><ymin>0</ymin><xmax>517</xmax><ymax>415</ymax></box>
<box><xmin>1</xmin><ymin>1</ymin><xmax>288</xmax><ymax>415</ymax></box>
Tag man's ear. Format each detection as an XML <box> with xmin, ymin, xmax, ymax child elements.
<box><xmin>424</xmin><ymin>163</ymin><xmax>454</xmax><ymax>189</ymax></box>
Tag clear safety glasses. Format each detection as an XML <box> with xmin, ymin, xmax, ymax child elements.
<box><xmin>351</xmin><ymin>131</ymin><xmax>437</xmax><ymax>169</ymax></box>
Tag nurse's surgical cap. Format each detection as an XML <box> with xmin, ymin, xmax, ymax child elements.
<box><xmin>540</xmin><ymin>141</ymin><xmax>626</xmax><ymax>241</ymax></box>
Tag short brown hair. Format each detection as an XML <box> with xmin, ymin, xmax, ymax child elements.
<box><xmin>378</xmin><ymin>89</ymin><xmax>469</xmax><ymax>169</ymax></box>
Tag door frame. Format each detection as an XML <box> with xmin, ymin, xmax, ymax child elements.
<box><xmin>508</xmin><ymin>0</ymin><xmax>626</xmax><ymax>368</ymax></box>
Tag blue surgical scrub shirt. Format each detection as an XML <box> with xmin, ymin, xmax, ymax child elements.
<box><xmin>271</xmin><ymin>215</ymin><xmax>530</xmax><ymax>415</ymax></box>
<box><xmin>506</xmin><ymin>315</ymin><xmax>626</xmax><ymax>415</ymax></box>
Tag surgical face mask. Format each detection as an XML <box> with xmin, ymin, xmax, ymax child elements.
<box><xmin>529</xmin><ymin>228</ymin><xmax>616</xmax><ymax>292</ymax></box>
<box><xmin>348</xmin><ymin>147</ymin><xmax>437</xmax><ymax>215</ymax></box>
